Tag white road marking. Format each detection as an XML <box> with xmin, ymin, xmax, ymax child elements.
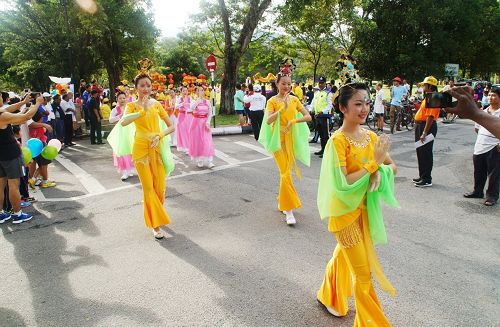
<box><xmin>234</xmin><ymin>141</ymin><xmax>271</xmax><ymax>157</ymax></box>
<box><xmin>63</xmin><ymin>146</ymin><xmax>86</xmax><ymax>153</ymax></box>
<box><xmin>214</xmin><ymin>149</ymin><xmax>241</xmax><ymax>165</ymax></box>
<box><xmin>37</xmin><ymin>156</ymin><xmax>272</xmax><ymax>202</ymax></box>
<box><xmin>74</xmin><ymin>143</ymin><xmax>90</xmax><ymax>150</ymax></box>
<box><xmin>54</xmin><ymin>154</ymin><xmax>106</xmax><ymax>194</ymax></box>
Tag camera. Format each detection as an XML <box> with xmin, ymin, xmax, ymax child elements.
<box><xmin>425</xmin><ymin>92</ymin><xmax>456</xmax><ymax>108</ymax></box>
<box><xmin>30</xmin><ymin>92</ymin><xmax>40</xmax><ymax>104</ymax></box>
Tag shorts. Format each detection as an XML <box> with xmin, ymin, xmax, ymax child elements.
<box><xmin>0</xmin><ymin>156</ymin><xmax>24</xmax><ymax>179</ymax></box>
<box><xmin>375</xmin><ymin>113</ymin><xmax>384</xmax><ymax>118</ymax></box>
<box><xmin>34</xmin><ymin>155</ymin><xmax>52</xmax><ymax>166</ymax></box>
<box><xmin>235</xmin><ymin>110</ymin><xmax>245</xmax><ymax>115</ymax></box>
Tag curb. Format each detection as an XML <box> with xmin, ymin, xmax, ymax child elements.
<box><xmin>211</xmin><ymin>125</ymin><xmax>253</xmax><ymax>136</ymax></box>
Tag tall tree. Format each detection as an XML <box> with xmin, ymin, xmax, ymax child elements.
<box><xmin>218</xmin><ymin>0</ymin><xmax>272</xmax><ymax>113</ymax></box>
<box><xmin>191</xmin><ymin>0</ymin><xmax>271</xmax><ymax>114</ymax></box>
<box><xmin>278</xmin><ymin>0</ymin><xmax>335</xmax><ymax>83</ymax></box>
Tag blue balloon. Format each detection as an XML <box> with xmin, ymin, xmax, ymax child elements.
<box><xmin>26</xmin><ymin>138</ymin><xmax>44</xmax><ymax>158</ymax></box>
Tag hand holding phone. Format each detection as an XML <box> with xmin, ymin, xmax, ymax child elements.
<box><xmin>425</xmin><ymin>92</ymin><xmax>456</xmax><ymax>108</ymax></box>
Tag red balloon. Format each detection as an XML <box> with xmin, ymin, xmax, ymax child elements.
<box><xmin>167</xmin><ymin>74</ymin><xmax>173</xmax><ymax>79</ymax></box>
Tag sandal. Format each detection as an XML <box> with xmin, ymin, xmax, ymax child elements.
<box><xmin>153</xmin><ymin>230</ymin><xmax>164</xmax><ymax>239</ymax></box>
<box><xmin>484</xmin><ymin>199</ymin><xmax>496</xmax><ymax>206</ymax></box>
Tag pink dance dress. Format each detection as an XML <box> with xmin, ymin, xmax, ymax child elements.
<box><xmin>176</xmin><ymin>96</ymin><xmax>193</xmax><ymax>153</ymax></box>
<box><xmin>188</xmin><ymin>100</ymin><xmax>215</xmax><ymax>164</ymax></box>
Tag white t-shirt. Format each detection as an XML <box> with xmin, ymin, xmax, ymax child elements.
<box><xmin>45</xmin><ymin>103</ymin><xmax>55</xmax><ymax>121</ymax></box>
<box><xmin>68</xmin><ymin>99</ymin><xmax>76</xmax><ymax>121</ymax></box>
<box><xmin>243</xmin><ymin>93</ymin><xmax>266</xmax><ymax>111</ymax></box>
<box><xmin>374</xmin><ymin>90</ymin><xmax>385</xmax><ymax>114</ymax></box>
<box><xmin>474</xmin><ymin>107</ymin><xmax>500</xmax><ymax>155</ymax></box>
<box><xmin>60</xmin><ymin>99</ymin><xmax>71</xmax><ymax>116</ymax></box>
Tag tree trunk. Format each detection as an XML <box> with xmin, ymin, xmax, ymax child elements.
<box><xmin>217</xmin><ymin>0</ymin><xmax>272</xmax><ymax>114</ymax></box>
<box><xmin>220</xmin><ymin>52</ymin><xmax>239</xmax><ymax>114</ymax></box>
<box><xmin>104</xmin><ymin>60</ymin><xmax>121</xmax><ymax>102</ymax></box>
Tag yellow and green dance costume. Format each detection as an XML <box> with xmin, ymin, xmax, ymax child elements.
<box><xmin>108</xmin><ymin>101</ymin><xmax>175</xmax><ymax>229</ymax></box>
<box><xmin>258</xmin><ymin>95</ymin><xmax>310</xmax><ymax>211</ymax></box>
<box><xmin>317</xmin><ymin>130</ymin><xmax>399</xmax><ymax>326</ymax></box>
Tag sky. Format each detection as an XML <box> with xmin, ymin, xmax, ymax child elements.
<box><xmin>151</xmin><ymin>0</ymin><xmax>201</xmax><ymax>38</ymax></box>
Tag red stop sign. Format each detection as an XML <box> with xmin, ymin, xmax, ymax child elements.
<box><xmin>205</xmin><ymin>55</ymin><xmax>217</xmax><ymax>72</ymax></box>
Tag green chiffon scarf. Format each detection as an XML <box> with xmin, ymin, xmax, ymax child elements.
<box><xmin>258</xmin><ymin>111</ymin><xmax>311</xmax><ymax>167</ymax></box>
<box><xmin>317</xmin><ymin>138</ymin><xmax>399</xmax><ymax>245</ymax></box>
<box><xmin>107</xmin><ymin>114</ymin><xmax>175</xmax><ymax>176</ymax></box>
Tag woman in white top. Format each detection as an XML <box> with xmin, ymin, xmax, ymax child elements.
<box><xmin>463</xmin><ymin>86</ymin><xmax>500</xmax><ymax>206</ymax></box>
<box><xmin>243</xmin><ymin>84</ymin><xmax>266</xmax><ymax>140</ymax></box>
<box><xmin>373</xmin><ymin>83</ymin><xmax>385</xmax><ymax>133</ymax></box>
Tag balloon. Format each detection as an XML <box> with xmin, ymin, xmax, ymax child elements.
<box><xmin>51</xmin><ymin>90</ymin><xmax>57</xmax><ymax>96</ymax></box>
<box><xmin>21</xmin><ymin>146</ymin><xmax>32</xmax><ymax>165</ymax></box>
<box><xmin>26</xmin><ymin>138</ymin><xmax>43</xmax><ymax>158</ymax></box>
<box><xmin>55</xmin><ymin>84</ymin><xmax>62</xmax><ymax>90</ymax></box>
<box><xmin>41</xmin><ymin>145</ymin><xmax>58</xmax><ymax>161</ymax></box>
<box><xmin>47</xmin><ymin>139</ymin><xmax>62</xmax><ymax>152</ymax></box>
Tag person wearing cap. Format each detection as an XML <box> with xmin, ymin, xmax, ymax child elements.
<box><xmin>243</xmin><ymin>84</ymin><xmax>266</xmax><ymax>140</ymax></box>
<box><xmin>311</xmin><ymin>76</ymin><xmax>333</xmax><ymax>157</ymax></box>
<box><xmin>389</xmin><ymin>77</ymin><xmax>408</xmax><ymax>133</ymax></box>
<box><xmin>413</xmin><ymin>76</ymin><xmax>440</xmax><ymax>188</ymax></box>
<box><xmin>88</xmin><ymin>90</ymin><xmax>103</xmax><ymax>144</ymax></box>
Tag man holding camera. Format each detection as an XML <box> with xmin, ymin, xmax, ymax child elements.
<box><xmin>413</xmin><ymin>76</ymin><xmax>440</xmax><ymax>188</ymax></box>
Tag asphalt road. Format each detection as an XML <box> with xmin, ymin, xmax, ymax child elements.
<box><xmin>0</xmin><ymin>120</ymin><xmax>498</xmax><ymax>327</ymax></box>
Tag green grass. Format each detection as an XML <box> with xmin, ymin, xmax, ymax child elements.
<box><xmin>211</xmin><ymin>113</ymin><xmax>239</xmax><ymax>127</ymax></box>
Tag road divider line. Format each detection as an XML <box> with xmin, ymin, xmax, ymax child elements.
<box><xmin>234</xmin><ymin>141</ymin><xmax>271</xmax><ymax>157</ymax></box>
<box><xmin>214</xmin><ymin>149</ymin><xmax>241</xmax><ymax>165</ymax></box>
<box><xmin>63</xmin><ymin>146</ymin><xmax>86</xmax><ymax>153</ymax></box>
<box><xmin>54</xmin><ymin>154</ymin><xmax>106</xmax><ymax>194</ymax></box>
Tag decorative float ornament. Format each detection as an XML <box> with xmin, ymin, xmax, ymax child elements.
<box><xmin>152</xmin><ymin>81</ymin><xmax>160</xmax><ymax>91</ymax></box>
<box><xmin>169</xmin><ymin>79</ymin><xmax>174</xmax><ymax>85</ymax></box>
<box><xmin>181</xmin><ymin>73</ymin><xmax>187</xmax><ymax>78</ymax></box>
<box><xmin>158</xmin><ymin>84</ymin><xmax>166</xmax><ymax>93</ymax></box>
<box><xmin>151</xmin><ymin>72</ymin><xmax>159</xmax><ymax>82</ymax></box>
<box><xmin>159</xmin><ymin>74</ymin><xmax>166</xmax><ymax>84</ymax></box>
<box><xmin>167</xmin><ymin>73</ymin><xmax>173</xmax><ymax>80</ymax></box>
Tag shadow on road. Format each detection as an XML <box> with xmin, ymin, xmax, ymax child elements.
<box><xmin>0</xmin><ymin>196</ymin><xmax>161</xmax><ymax>326</ymax></box>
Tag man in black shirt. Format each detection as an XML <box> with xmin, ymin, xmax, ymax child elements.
<box><xmin>88</xmin><ymin>90</ymin><xmax>103</xmax><ymax>144</ymax></box>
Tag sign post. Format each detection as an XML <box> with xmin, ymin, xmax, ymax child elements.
<box><xmin>205</xmin><ymin>55</ymin><xmax>217</xmax><ymax>128</ymax></box>
<box><xmin>445</xmin><ymin>63</ymin><xmax>459</xmax><ymax>78</ymax></box>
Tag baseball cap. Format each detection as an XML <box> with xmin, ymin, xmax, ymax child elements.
<box><xmin>42</xmin><ymin>92</ymin><xmax>51</xmax><ymax>97</ymax></box>
<box><xmin>392</xmin><ymin>77</ymin><xmax>402</xmax><ymax>83</ymax></box>
<box><xmin>254</xmin><ymin>84</ymin><xmax>262</xmax><ymax>92</ymax></box>
<box><xmin>318</xmin><ymin>76</ymin><xmax>326</xmax><ymax>83</ymax></box>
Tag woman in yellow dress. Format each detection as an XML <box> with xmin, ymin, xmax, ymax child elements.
<box><xmin>316</xmin><ymin>83</ymin><xmax>398</xmax><ymax>326</ymax></box>
<box><xmin>260</xmin><ymin>61</ymin><xmax>311</xmax><ymax>225</ymax></box>
<box><xmin>120</xmin><ymin>63</ymin><xmax>175</xmax><ymax>239</ymax></box>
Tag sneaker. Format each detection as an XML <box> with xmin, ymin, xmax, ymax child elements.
<box><xmin>34</xmin><ymin>178</ymin><xmax>43</xmax><ymax>186</ymax></box>
<box><xmin>412</xmin><ymin>177</ymin><xmax>421</xmax><ymax>183</ymax></box>
<box><xmin>197</xmin><ymin>161</ymin><xmax>204</xmax><ymax>168</ymax></box>
<box><xmin>28</xmin><ymin>178</ymin><xmax>36</xmax><ymax>189</ymax></box>
<box><xmin>24</xmin><ymin>196</ymin><xmax>37</xmax><ymax>203</ymax></box>
<box><xmin>207</xmin><ymin>162</ymin><xmax>215</xmax><ymax>169</ymax></box>
<box><xmin>153</xmin><ymin>230</ymin><xmax>164</xmax><ymax>239</ymax></box>
<box><xmin>317</xmin><ymin>299</ymin><xmax>343</xmax><ymax>317</ymax></box>
<box><xmin>127</xmin><ymin>172</ymin><xmax>135</xmax><ymax>177</ymax></box>
<box><xmin>414</xmin><ymin>180</ymin><xmax>432</xmax><ymax>188</ymax></box>
<box><xmin>0</xmin><ymin>211</ymin><xmax>12</xmax><ymax>224</ymax></box>
<box><xmin>284</xmin><ymin>211</ymin><xmax>296</xmax><ymax>225</ymax></box>
<box><xmin>463</xmin><ymin>191</ymin><xmax>484</xmax><ymax>199</ymax></box>
<box><xmin>41</xmin><ymin>181</ymin><xmax>56</xmax><ymax>188</ymax></box>
<box><xmin>12</xmin><ymin>212</ymin><xmax>33</xmax><ymax>224</ymax></box>
<box><xmin>120</xmin><ymin>173</ymin><xmax>129</xmax><ymax>181</ymax></box>
<box><xmin>20</xmin><ymin>201</ymin><xmax>31</xmax><ymax>208</ymax></box>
